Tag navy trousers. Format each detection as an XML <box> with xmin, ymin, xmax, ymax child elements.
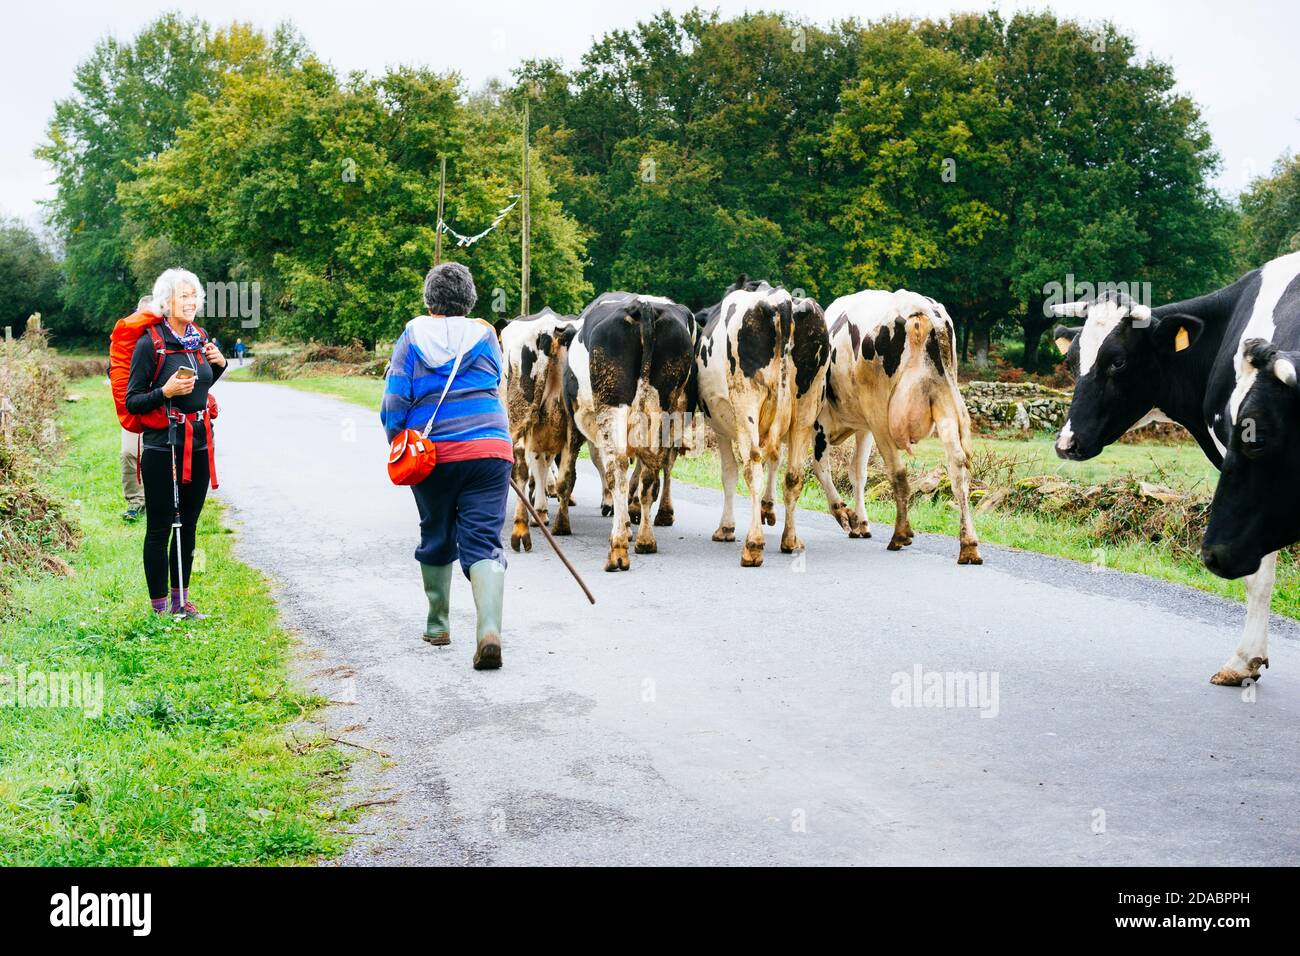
<box><xmin>410</xmin><ymin>457</ymin><xmax>512</xmax><ymax>576</ymax></box>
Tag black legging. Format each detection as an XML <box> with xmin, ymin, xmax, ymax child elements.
<box><xmin>141</xmin><ymin>444</ymin><xmax>210</xmax><ymax>598</ymax></box>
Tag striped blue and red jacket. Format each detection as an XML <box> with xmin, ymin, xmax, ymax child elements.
<box><xmin>380</xmin><ymin>314</ymin><xmax>513</xmax><ymax>464</ymax></box>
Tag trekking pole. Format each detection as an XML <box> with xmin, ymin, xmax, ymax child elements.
<box><xmin>509</xmin><ymin>478</ymin><xmax>595</xmax><ymax>605</ymax></box>
<box><xmin>167</xmin><ymin>404</ymin><xmax>184</xmax><ymax>613</ymax></box>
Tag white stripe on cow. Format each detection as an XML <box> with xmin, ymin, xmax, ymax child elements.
<box><xmin>1229</xmin><ymin>250</ymin><xmax>1300</xmax><ymax>425</ymax></box>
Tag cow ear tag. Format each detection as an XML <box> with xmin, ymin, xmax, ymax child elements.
<box><xmin>1174</xmin><ymin>326</ymin><xmax>1190</xmax><ymax>352</ymax></box>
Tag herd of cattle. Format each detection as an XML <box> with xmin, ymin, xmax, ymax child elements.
<box><xmin>495</xmin><ymin>251</ymin><xmax>1300</xmax><ymax>686</ymax></box>
<box><xmin>500</xmin><ymin>277</ymin><xmax>982</xmax><ymax>573</ymax></box>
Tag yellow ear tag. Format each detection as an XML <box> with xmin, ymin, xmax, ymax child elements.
<box><xmin>1174</xmin><ymin>326</ymin><xmax>1190</xmax><ymax>352</ymax></box>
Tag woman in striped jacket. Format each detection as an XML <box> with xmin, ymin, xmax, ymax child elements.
<box><xmin>381</xmin><ymin>263</ymin><xmax>513</xmax><ymax>670</ymax></box>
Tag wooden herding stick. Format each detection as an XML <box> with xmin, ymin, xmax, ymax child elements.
<box><xmin>509</xmin><ymin>478</ymin><xmax>595</xmax><ymax>605</ymax></box>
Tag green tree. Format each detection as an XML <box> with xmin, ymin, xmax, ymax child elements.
<box><xmin>0</xmin><ymin>219</ymin><xmax>62</xmax><ymax>333</ymax></box>
<box><xmin>828</xmin><ymin>12</ymin><xmax>1235</xmax><ymax>370</ymax></box>
<box><xmin>1239</xmin><ymin>153</ymin><xmax>1300</xmax><ymax>266</ymax></box>
<box><xmin>37</xmin><ymin>15</ymin><xmax>306</xmax><ymax>336</ymax></box>
<box><xmin>124</xmin><ymin>63</ymin><xmax>589</xmax><ymax>344</ymax></box>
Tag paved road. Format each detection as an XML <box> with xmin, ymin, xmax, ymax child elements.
<box><xmin>213</xmin><ymin>380</ymin><xmax>1300</xmax><ymax>865</ymax></box>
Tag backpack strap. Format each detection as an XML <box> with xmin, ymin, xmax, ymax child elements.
<box><xmin>148</xmin><ymin>323</ymin><xmax>207</xmax><ymax>386</ymax></box>
<box><xmin>147</xmin><ymin>325</ymin><xmax>168</xmax><ymax>387</ymax></box>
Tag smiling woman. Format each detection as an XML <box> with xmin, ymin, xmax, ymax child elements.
<box><xmin>125</xmin><ymin>268</ymin><xmax>227</xmax><ymax>619</ymax></box>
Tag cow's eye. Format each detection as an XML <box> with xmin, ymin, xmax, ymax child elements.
<box><xmin>1109</xmin><ymin>357</ymin><xmax>1127</xmax><ymax>373</ymax></box>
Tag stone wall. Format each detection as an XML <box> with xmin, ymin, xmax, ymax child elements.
<box><xmin>959</xmin><ymin>380</ymin><xmax>1071</xmax><ymax>433</ymax></box>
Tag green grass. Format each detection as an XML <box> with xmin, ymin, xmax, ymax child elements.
<box><xmin>0</xmin><ymin>377</ymin><xmax>354</xmax><ymax>865</ymax></box>
<box><xmin>225</xmin><ymin>369</ymin><xmax>1297</xmax><ymax>620</ymax></box>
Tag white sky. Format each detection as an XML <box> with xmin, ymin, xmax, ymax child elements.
<box><xmin>4</xmin><ymin>0</ymin><xmax>1298</xmax><ymax>231</ymax></box>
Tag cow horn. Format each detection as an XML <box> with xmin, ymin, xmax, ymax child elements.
<box><xmin>1049</xmin><ymin>300</ymin><xmax>1090</xmax><ymax>318</ymax></box>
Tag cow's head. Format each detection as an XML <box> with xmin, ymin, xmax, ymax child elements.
<box><xmin>1202</xmin><ymin>339</ymin><xmax>1300</xmax><ymax>578</ymax></box>
<box><xmin>1051</xmin><ymin>292</ymin><xmax>1203</xmax><ymax>460</ymax></box>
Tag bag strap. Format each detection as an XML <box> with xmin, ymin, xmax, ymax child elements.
<box><xmin>419</xmin><ymin>320</ymin><xmax>472</xmax><ymax>440</ymax></box>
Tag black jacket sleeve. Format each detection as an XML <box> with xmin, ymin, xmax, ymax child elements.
<box><xmin>124</xmin><ymin>333</ymin><xmax>166</xmax><ymax>415</ymax></box>
<box><xmin>210</xmin><ymin>355</ymin><xmax>226</xmax><ymax>384</ymax></box>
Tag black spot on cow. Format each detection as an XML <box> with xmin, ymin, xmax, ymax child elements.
<box><xmin>814</xmin><ymin>422</ymin><xmax>828</xmax><ymax>462</ymax></box>
<box><xmin>875</xmin><ymin>318</ymin><xmax>907</xmax><ymax>377</ymax></box>
<box><xmin>537</xmin><ymin>331</ymin><xmax>553</xmax><ymax>357</ymax></box>
<box><xmin>825</xmin><ymin>364</ymin><xmax>837</xmax><ymax>405</ymax></box>
<box><xmin>830</xmin><ymin>313</ymin><xmax>850</xmax><ymax>338</ymax></box>
<box><xmin>727</xmin><ymin>333</ymin><xmax>736</xmax><ymax>375</ymax></box>
<box><xmin>848</xmin><ymin>321</ymin><xmax>861</xmax><ymax>356</ymax></box>
<box><xmin>925</xmin><ymin>329</ymin><xmax>944</xmax><ymax>375</ymax></box>
<box><xmin>737</xmin><ymin>301</ymin><xmax>778</xmax><ymax>377</ymax></box>
<box><xmin>519</xmin><ymin>345</ymin><xmax>538</xmax><ymax>403</ymax></box>
<box><xmin>790</xmin><ymin>301</ymin><xmax>829</xmax><ymax>396</ymax></box>
<box><xmin>860</xmin><ymin>332</ymin><xmax>875</xmax><ymax>362</ymax></box>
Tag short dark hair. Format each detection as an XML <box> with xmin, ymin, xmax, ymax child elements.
<box><xmin>423</xmin><ymin>262</ymin><xmax>477</xmax><ymax>316</ymax></box>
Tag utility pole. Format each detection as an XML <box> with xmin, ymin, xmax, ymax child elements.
<box><xmin>434</xmin><ymin>155</ymin><xmax>447</xmax><ymax>266</ymax></box>
<box><xmin>520</xmin><ymin>99</ymin><xmax>531</xmax><ymax>317</ymax></box>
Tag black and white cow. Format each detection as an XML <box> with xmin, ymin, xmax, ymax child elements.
<box><xmin>564</xmin><ymin>292</ymin><xmax>697</xmax><ymax>571</ymax></box>
<box><xmin>810</xmin><ymin>289</ymin><xmax>983</xmax><ymax>565</ymax></box>
<box><xmin>694</xmin><ymin>277</ymin><xmax>829</xmax><ymax>565</ymax></box>
<box><xmin>1052</xmin><ymin>250</ymin><xmax>1300</xmax><ymax>685</ymax></box>
<box><xmin>501</xmin><ymin>308</ymin><xmax>582</xmax><ymax>552</ymax></box>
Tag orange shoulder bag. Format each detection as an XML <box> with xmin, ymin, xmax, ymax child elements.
<box><xmin>387</xmin><ymin>324</ymin><xmax>468</xmax><ymax>486</ymax></box>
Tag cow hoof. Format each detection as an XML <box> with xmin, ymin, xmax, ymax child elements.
<box><xmin>849</xmin><ymin>527</ymin><xmax>871</xmax><ymax>539</ymax></box>
<box><xmin>567</xmin><ymin>496</ymin><xmax>577</xmax><ymax>507</ymax></box>
<box><xmin>761</xmin><ymin>500</ymin><xmax>776</xmax><ymax>526</ymax></box>
<box><xmin>601</xmin><ymin>503</ymin><xmax>614</xmax><ymax>517</ymax></box>
<box><xmin>741</xmin><ymin>540</ymin><xmax>765</xmax><ymax>567</ymax></box>
<box><xmin>887</xmin><ymin>532</ymin><xmax>910</xmax><ymax>551</ymax></box>
<box><xmin>634</xmin><ymin>540</ymin><xmax>657</xmax><ymax>554</ymax></box>
<box><xmin>531</xmin><ymin>510</ymin><xmax>549</xmax><ymax>528</ymax></box>
<box><xmin>654</xmin><ymin>508</ymin><xmax>674</xmax><ymax>527</ymax></box>
<box><xmin>1210</xmin><ymin>658</ymin><xmax>1268</xmax><ymax>686</ymax></box>
<box><xmin>510</xmin><ymin>522</ymin><xmax>531</xmax><ymax>553</ymax></box>
<box><xmin>958</xmin><ymin>543</ymin><xmax>983</xmax><ymax>565</ymax></box>
<box><xmin>830</xmin><ymin>504</ymin><xmax>852</xmax><ymax>531</ymax></box>
<box><xmin>605</xmin><ymin>547</ymin><xmax>630</xmax><ymax>572</ymax></box>
<box><xmin>551</xmin><ymin>515</ymin><xmax>571</xmax><ymax>536</ymax></box>
<box><xmin>712</xmin><ymin>526</ymin><xmax>736</xmax><ymax>542</ymax></box>
<box><xmin>780</xmin><ymin>537</ymin><xmax>803</xmax><ymax>554</ymax></box>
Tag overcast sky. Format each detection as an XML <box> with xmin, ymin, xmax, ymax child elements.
<box><xmin>4</xmin><ymin>0</ymin><xmax>1298</xmax><ymax>231</ymax></box>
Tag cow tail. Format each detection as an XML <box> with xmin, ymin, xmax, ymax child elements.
<box><xmin>774</xmin><ymin>298</ymin><xmax>793</xmax><ymax>365</ymax></box>
<box><xmin>635</xmin><ymin>302</ymin><xmax>656</xmax><ymax>382</ymax></box>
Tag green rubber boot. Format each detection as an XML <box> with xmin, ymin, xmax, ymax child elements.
<box><xmin>468</xmin><ymin>559</ymin><xmax>505</xmax><ymax>670</ymax></box>
<box><xmin>420</xmin><ymin>563</ymin><xmax>453</xmax><ymax>646</ymax></box>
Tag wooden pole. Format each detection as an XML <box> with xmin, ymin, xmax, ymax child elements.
<box><xmin>521</xmin><ymin>99</ymin><xmax>530</xmax><ymax>317</ymax></box>
<box><xmin>510</xmin><ymin>478</ymin><xmax>595</xmax><ymax>605</ymax></box>
<box><xmin>434</xmin><ymin>155</ymin><xmax>447</xmax><ymax>266</ymax></box>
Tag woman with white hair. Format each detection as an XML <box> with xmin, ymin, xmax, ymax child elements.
<box><xmin>381</xmin><ymin>262</ymin><xmax>512</xmax><ymax>670</ymax></box>
<box><xmin>124</xmin><ymin>268</ymin><xmax>226</xmax><ymax>618</ymax></box>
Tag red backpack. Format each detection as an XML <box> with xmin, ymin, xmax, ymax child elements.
<box><xmin>109</xmin><ymin>310</ymin><xmax>219</xmax><ymax>487</ymax></box>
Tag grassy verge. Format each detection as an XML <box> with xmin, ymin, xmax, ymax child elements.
<box><xmin>0</xmin><ymin>376</ymin><xmax>354</xmax><ymax>865</ymax></box>
<box><xmin>227</xmin><ymin>369</ymin><xmax>1297</xmax><ymax>620</ymax></box>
